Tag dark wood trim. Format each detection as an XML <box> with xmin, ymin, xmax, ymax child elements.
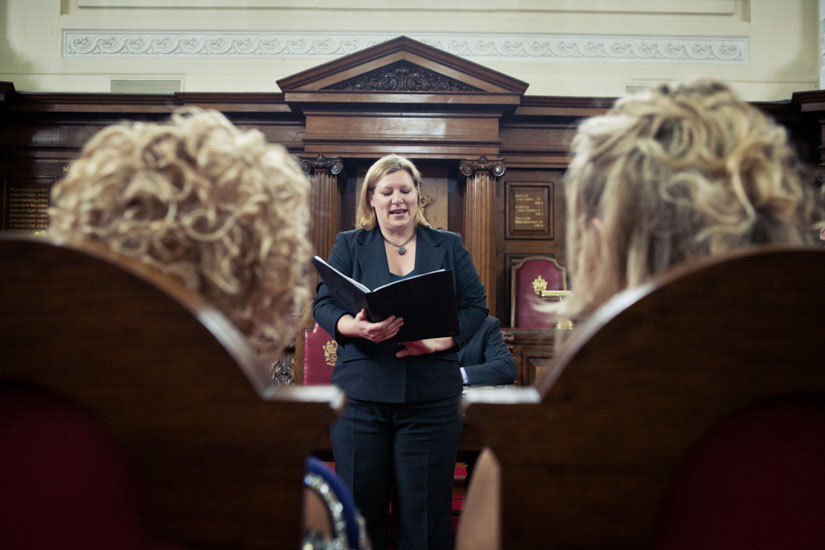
<box><xmin>277</xmin><ymin>35</ymin><xmax>529</xmax><ymax>94</ymax></box>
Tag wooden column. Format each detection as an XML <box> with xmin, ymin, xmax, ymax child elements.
<box><xmin>300</xmin><ymin>154</ymin><xmax>343</xmax><ymax>262</ymax></box>
<box><xmin>460</xmin><ymin>156</ymin><xmax>505</xmax><ymax>317</ymax></box>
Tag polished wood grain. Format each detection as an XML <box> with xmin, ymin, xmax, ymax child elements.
<box><xmin>500</xmin><ymin>328</ymin><xmax>560</xmax><ymax>386</ymax></box>
<box><xmin>463</xmin><ymin>166</ymin><xmax>497</xmax><ymax>315</ymax></box>
<box><xmin>464</xmin><ymin>247</ymin><xmax>825</xmax><ymax>549</ymax></box>
<box><xmin>0</xmin><ymin>235</ymin><xmax>344</xmax><ymax>549</ymax></box>
<box><xmin>304</xmin><ymin>156</ymin><xmax>342</xmax><ymax>265</ymax></box>
<box><xmin>276</xmin><ymin>36</ymin><xmax>528</xmax><ymax>96</ymax></box>
<box><xmin>2</xmin><ymin>44</ymin><xmax>818</xmax><ymax>321</ymax></box>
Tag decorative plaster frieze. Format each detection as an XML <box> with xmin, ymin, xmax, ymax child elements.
<box><xmin>63</xmin><ymin>31</ymin><xmax>747</xmax><ymax>64</ymax></box>
<box><xmin>820</xmin><ymin>0</ymin><xmax>825</xmax><ymax>89</ymax></box>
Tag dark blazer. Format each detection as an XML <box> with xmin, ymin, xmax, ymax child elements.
<box><xmin>313</xmin><ymin>225</ymin><xmax>488</xmax><ymax>403</ymax></box>
<box><xmin>458</xmin><ymin>316</ymin><xmax>517</xmax><ymax>386</ymax></box>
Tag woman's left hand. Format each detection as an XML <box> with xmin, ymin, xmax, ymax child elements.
<box><xmin>395</xmin><ymin>336</ymin><xmax>456</xmax><ymax>357</ymax></box>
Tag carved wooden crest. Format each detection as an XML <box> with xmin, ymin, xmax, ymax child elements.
<box><xmin>277</xmin><ymin>36</ymin><xmax>528</xmax><ymax>103</ymax></box>
<box><xmin>275</xmin><ymin>36</ymin><xmax>528</xmax><ymax>158</ymax></box>
<box><xmin>323</xmin><ymin>60</ymin><xmax>480</xmax><ymax>92</ymax></box>
<box><xmin>532</xmin><ymin>275</ymin><xmax>548</xmax><ymax>296</ymax></box>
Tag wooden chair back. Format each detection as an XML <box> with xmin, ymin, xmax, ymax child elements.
<box><xmin>0</xmin><ymin>235</ymin><xmax>344</xmax><ymax>548</ymax></box>
<box><xmin>464</xmin><ymin>247</ymin><xmax>825</xmax><ymax>548</ymax></box>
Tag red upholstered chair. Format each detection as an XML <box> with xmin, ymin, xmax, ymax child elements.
<box><xmin>510</xmin><ymin>256</ymin><xmax>568</xmax><ymax>328</ymax></box>
<box><xmin>653</xmin><ymin>399</ymin><xmax>825</xmax><ymax>550</ymax></box>
<box><xmin>0</xmin><ymin>383</ymin><xmax>181</xmax><ymax>550</ymax></box>
<box><xmin>302</xmin><ymin>323</ymin><xmax>338</xmax><ymax>385</ymax></box>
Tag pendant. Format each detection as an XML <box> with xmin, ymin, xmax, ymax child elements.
<box><xmin>398</xmin><ymin>246</ymin><xmax>406</xmax><ymax>255</ymax></box>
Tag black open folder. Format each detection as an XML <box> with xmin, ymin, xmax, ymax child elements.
<box><xmin>312</xmin><ymin>256</ymin><xmax>460</xmax><ymax>343</ymax></box>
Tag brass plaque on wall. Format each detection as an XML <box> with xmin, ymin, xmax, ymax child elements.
<box><xmin>3</xmin><ymin>178</ymin><xmax>54</xmax><ymax>232</ymax></box>
<box><xmin>506</xmin><ymin>182</ymin><xmax>553</xmax><ymax>239</ymax></box>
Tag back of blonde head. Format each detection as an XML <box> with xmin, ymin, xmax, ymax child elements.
<box><xmin>564</xmin><ymin>80</ymin><xmax>820</xmax><ymax>320</ymax></box>
<box><xmin>49</xmin><ymin>109</ymin><xmax>312</xmax><ymax>354</ymax></box>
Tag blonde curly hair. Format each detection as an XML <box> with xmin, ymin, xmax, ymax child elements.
<box><xmin>49</xmin><ymin>108</ymin><xmax>312</xmax><ymax>355</ymax></box>
<box><xmin>563</xmin><ymin>80</ymin><xmax>821</xmax><ymax>321</ymax></box>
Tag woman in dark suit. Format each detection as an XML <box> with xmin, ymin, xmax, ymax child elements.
<box><xmin>313</xmin><ymin>154</ymin><xmax>487</xmax><ymax>550</ymax></box>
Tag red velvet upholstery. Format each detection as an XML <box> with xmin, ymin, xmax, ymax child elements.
<box><xmin>0</xmin><ymin>384</ymin><xmax>154</xmax><ymax>550</ymax></box>
<box><xmin>654</xmin><ymin>399</ymin><xmax>825</xmax><ymax>550</ymax></box>
<box><xmin>510</xmin><ymin>256</ymin><xmax>568</xmax><ymax>328</ymax></box>
<box><xmin>302</xmin><ymin>323</ymin><xmax>337</xmax><ymax>385</ymax></box>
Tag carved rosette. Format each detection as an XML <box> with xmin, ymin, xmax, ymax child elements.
<box><xmin>461</xmin><ymin>156</ymin><xmax>506</xmax><ymax>316</ymax></box>
<box><xmin>300</xmin><ymin>155</ymin><xmax>343</xmax><ymax>264</ymax></box>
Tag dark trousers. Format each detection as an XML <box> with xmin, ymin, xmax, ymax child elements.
<box><xmin>330</xmin><ymin>396</ymin><xmax>462</xmax><ymax>550</ymax></box>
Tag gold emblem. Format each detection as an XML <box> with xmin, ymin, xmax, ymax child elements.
<box><xmin>323</xmin><ymin>339</ymin><xmax>338</xmax><ymax>367</ymax></box>
<box><xmin>532</xmin><ymin>275</ymin><xmax>548</xmax><ymax>296</ymax></box>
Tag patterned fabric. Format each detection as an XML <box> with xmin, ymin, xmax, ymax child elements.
<box><xmin>304</xmin><ymin>456</ymin><xmax>371</xmax><ymax>550</ymax></box>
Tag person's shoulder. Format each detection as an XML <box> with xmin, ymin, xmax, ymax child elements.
<box><xmin>338</xmin><ymin>229</ymin><xmax>364</xmax><ymax>238</ymax></box>
<box><xmin>335</xmin><ymin>228</ymin><xmax>368</xmax><ymax>244</ymax></box>
<box><xmin>420</xmin><ymin>226</ymin><xmax>462</xmax><ymax>245</ymax></box>
<box><xmin>478</xmin><ymin>316</ymin><xmax>501</xmax><ymax>335</ymax></box>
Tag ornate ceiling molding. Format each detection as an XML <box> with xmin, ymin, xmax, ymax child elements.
<box><xmin>63</xmin><ymin>31</ymin><xmax>747</xmax><ymax>64</ymax></box>
<box><xmin>820</xmin><ymin>0</ymin><xmax>825</xmax><ymax>89</ymax></box>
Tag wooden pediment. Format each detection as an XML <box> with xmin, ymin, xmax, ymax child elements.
<box><xmin>276</xmin><ymin>36</ymin><xmax>528</xmax><ymax>109</ymax></box>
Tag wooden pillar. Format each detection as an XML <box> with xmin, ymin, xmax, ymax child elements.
<box><xmin>460</xmin><ymin>156</ymin><xmax>505</xmax><ymax>317</ymax></box>
<box><xmin>297</xmin><ymin>155</ymin><xmax>344</xmax><ymax>370</ymax></box>
<box><xmin>300</xmin><ymin>154</ymin><xmax>343</xmax><ymax>262</ymax></box>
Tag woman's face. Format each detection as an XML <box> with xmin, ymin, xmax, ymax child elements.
<box><xmin>369</xmin><ymin>169</ymin><xmax>418</xmax><ymax>235</ymax></box>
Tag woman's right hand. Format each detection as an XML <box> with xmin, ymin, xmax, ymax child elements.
<box><xmin>336</xmin><ymin>309</ymin><xmax>404</xmax><ymax>343</ymax></box>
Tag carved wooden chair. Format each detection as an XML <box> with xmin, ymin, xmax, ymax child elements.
<box><xmin>509</xmin><ymin>255</ymin><xmax>568</xmax><ymax>329</ymax></box>
<box><xmin>0</xmin><ymin>235</ymin><xmax>344</xmax><ymax>548</ymax></box>
<box><xmin>461</xmin><ymin>247</ymin><xmax>825</xmax><ymax>549</ymax></box>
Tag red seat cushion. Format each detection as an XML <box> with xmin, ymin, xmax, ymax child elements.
<box><xmin>654</xmin><ymin>399</ymin><xmax>825</xmax><ymax>550</ymax></box>
<box><xmin>0</xmin><ymin>384</ymin><xmax>150</xmax><ymax>550</ymax></box>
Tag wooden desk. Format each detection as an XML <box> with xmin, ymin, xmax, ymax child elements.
<box><xmin>500</xmin><ymin>328</ymin><xmax>562</xmax><ymax>386</ymax></box>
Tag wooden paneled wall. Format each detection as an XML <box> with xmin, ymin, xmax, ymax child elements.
<box><xmin>0</xmin><ymin>87</ymin><xmax>608</xmax><ymax>326</ymax></box>
<box><xmin>2</xmin><ymin>39</ymin><xmax>823</xmax><ymax>382</ymax></box>
<box><xmin>2</xmin><ymin>86</ymin><xmax>818</xmax><ymax>322</ymax></box>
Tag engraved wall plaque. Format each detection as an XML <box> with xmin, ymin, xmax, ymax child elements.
<box><xmin>4</xmin><ymin>178</ymin><xmax>54</xmax><ymax>231</ymax></box>
<box><xmin>506</xmin><ymin>182</ymin><xmax>553</xmax><ymax>239</ymax></box>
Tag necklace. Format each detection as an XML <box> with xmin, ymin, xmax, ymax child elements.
<box><xmin>383</xmin><ymin>233</ymin><xmax>416</xmax><ymax>255</ymax></box>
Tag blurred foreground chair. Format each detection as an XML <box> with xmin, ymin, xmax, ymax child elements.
<box><xmin>0</xmin><ymin>235</ymin><xmax>344</xmax><ymax>549</ymax></box>
<box><xmin>461</xmin><ymin>247</ymin><xmax>825</xmax><ymax>549</ymax></box>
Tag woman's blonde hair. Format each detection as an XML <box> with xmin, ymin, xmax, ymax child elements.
<box><xmin>49</xmin><ymin>108</ymin><xmax>312</xmax><ymax>355</ymax></box>
<box><xmin>355</xmin><ymin>154</ymin><xmax>431</xmax><ymax>230</ymax></box>
<box><xmin>563</xmin><ymin>80</ymin><xmax>820</xmax><ymax>321</ymax></box>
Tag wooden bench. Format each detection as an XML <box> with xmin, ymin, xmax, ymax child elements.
<box><xmin>0</xmin><ymin>235</ymin><xmax>344</xmax><ymax>548</ymax></box>
<box><xmin>462</xmin><ymin>247</ymin><xmax>825</xmax><ymax>549</ymax></box>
